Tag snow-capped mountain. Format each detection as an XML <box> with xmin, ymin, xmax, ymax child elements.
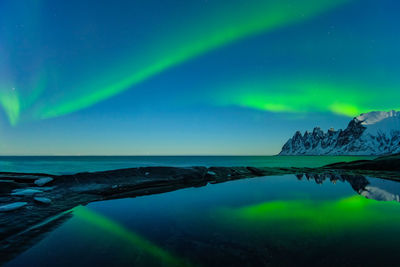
<box><xmin>279</xmin><ymin>110</ymin><xmax>400</xmax><ymax>155</ymax></box>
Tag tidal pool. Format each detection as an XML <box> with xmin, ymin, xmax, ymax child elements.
<box><xmin>5</xmin><ymin>173</ymin><xmax>400</xmax><ymax>266</ymax></box>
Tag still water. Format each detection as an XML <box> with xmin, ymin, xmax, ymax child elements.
<box><xmin>5</xmin><ymin>173</ymin><xmax>400</xmax><ymax>266</ymax></box>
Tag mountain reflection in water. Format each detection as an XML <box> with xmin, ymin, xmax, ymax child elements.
<box><xmin>296</xmin><ymin>173</ymin><xmax>400</xmax><ymax>202</ymax></box>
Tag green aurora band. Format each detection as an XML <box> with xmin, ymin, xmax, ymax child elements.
<box><xmin>1</xmin><ymin>0</ymin><xmax>351</xmax><ymax>124</ymax></box>
<box><xmin>0</xmin><ymin>89</ymin><xmax>19</xmax><ymax>126</ymax></box>
<box><xmin>0</xmin><ymin>1</ymin><xmax>46</xmax><ymax>125</ymax></box>
<box><xmin>37</xmin><ymin>0</ymin><xmax>349</xmax><ymax>120</ymax></box>
<box><xmin>212</xmin><ymin>79</ymin><xmax>400</xmax><ymax>117</ymax></box>
<box><xmin>0</xmin><ymin>74</ymin><xmax>47</xmax><ymax>125</ymax></box>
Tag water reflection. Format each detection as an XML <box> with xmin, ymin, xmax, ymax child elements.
<box><xmin>73</xmin><ymin>206</ymin><xmax>191</xmax><ymax>266</ymax></box>
<box><xmin>215</xmin><ymin>195</ymin><xmax>400</xmax><ymax>235</ymax></box>
<box><xmin>0</xmin><ymin>212</ymin><xmax>73</xmax><ymax>265</ymax></box>
<box><xmin>297</xmin><ymin>173</ymin><xmax>400</xmax><ymax>202</ymax></box>
<box><xmin>3</xmin><ymin>172</ymin><xmax>400</xmax><ymax>266</ymax></box>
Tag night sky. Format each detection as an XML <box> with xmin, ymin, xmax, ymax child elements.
<box><xmin>0</xmin><ymin>0</ymin><xmax>399</xmax><ymax>155</ymax></box>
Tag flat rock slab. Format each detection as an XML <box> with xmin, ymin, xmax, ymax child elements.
<box><xmin>34</xmin><ymin>197</ymin><xmax>52</xmax><ymax>204</ymax></box>
<box><xmin>34</xmin><ymin>177</ymin><xmax>54</xmax><ymax>187</ymax></box>
<box><xmin>0</xmin><ymin>202</ymin><xmax>27</xmax><ymax>212</ymax></box>
<box><xmin>11</xmin><ymin>189</ymin><xmax>43</xmax><ymax>196</ymax></box>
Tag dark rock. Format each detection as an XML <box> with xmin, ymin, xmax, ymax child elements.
<box><xmin>324</xmin><ymin>153</ymin><xmax>400</xmax><ymax>171</ymax></box>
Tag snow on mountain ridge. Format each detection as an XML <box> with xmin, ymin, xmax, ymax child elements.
<box><xmin>357</xmin><ymin>110</ymin><xmax>400</xmax><ymax>137</ymax></box>
<box><xmin>356</xmin><ymin>110</ymin><xmax>400</xmax><ymax>125</ymax></box>
<box><xmin>280</xmin><ymin>110</ymin><xmax>400</xmax><ymax>155</ymax></box>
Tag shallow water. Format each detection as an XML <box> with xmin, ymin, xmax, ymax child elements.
<box><xmin>0</xmin><ymin>156</ymin><xmax>374</xmax><ymax>174</ymax></box>
<box><xmin>5</xmin><ymin>173</ymin><xmax>400</xmax><ymax>266</ymax></box>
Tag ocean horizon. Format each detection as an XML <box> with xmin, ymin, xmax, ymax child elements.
<box><xmin>0</xmin><ymin>155</ymin><xmax>375</xmax><ymax>175</ymax></box>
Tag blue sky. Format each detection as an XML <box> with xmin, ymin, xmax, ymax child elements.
<box><xmin>0</xmin><ymin>0</ymin><xmax>399</xmax><ymax>155</ymax></box>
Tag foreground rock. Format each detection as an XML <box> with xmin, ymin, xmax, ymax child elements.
<box><xmin>34</xmin><ymin>177</ymin><xmax>54</xmax><ymax>187</ymax></box>
<box><xmin>0</xmin><ymin>202</ymin><xmax>28</xmax><ymax>212</ymax></box>
<box><xmin>33</xmin><ymin>197</ymin><xmax>52</xmax><ymax>204</ymax></box>
<box><xmin>324</xmin><ymin>153</ymin><xmax>400</xmax><ymax>172</ymax></box>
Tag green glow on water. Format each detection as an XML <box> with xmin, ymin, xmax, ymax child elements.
<box><xmin>73</xmin><ymin>206</ymin><xmax>190</xmax><ymax>266</ymax></box>
<box><xmin>216</xmin><ymin>195</ymin><xmax>400</xmax><ymax>235</ymax></box>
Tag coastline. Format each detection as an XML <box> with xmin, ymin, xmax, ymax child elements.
<box><xmin>1</xmin><ymin>154</ymin><xmax>399</xmax><ymax>264</ymax></box>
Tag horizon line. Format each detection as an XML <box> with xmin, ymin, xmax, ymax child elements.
<box><xmin>0</xmin><ymin>154</ymin><xmax>278</xmax><ymax>157</ymax></box>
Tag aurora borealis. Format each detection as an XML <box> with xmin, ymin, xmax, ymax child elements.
<box><xmin>0</xmin><ymin>0</ymin><xmax>399</xmax><ymax>154</ymax></box>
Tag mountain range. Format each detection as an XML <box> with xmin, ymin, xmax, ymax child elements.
<box><xmin>280</xmin><ymin>110</ymin><xmax>400</xmax><ymax>155</ymax></box>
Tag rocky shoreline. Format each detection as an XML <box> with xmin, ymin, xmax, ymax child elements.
<box><xmin>1</xmin><ymin>154</ymin><xmax>400</xmax><ymax>264</ymax></box>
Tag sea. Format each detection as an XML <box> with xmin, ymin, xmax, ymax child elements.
<box><xmin>0</xmin><ymin>155</ymin><xmax>375</xmax><ymax>174</ymax></box>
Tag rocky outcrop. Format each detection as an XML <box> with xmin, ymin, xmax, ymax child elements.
<box><xmin>280</xmin><ymin>110</ymin><xmax>400</xmax><ymax>155</ymax></box>
<box><xmin>324</xmin><ymin>153</ymin><xmax>400</xmax><ymax>171</ymax></box>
